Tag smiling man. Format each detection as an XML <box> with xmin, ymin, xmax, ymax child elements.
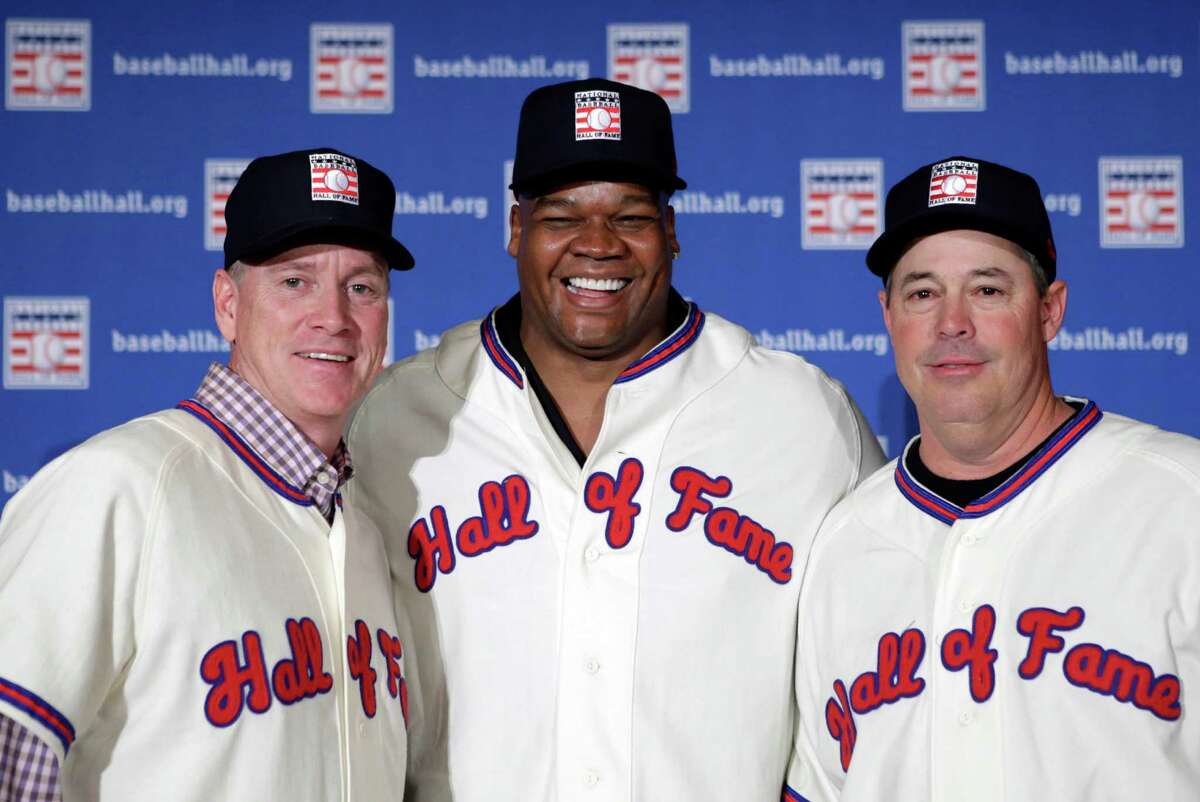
<box><xmin>346</xmin><ymin>78</ymin><xmax>883</xmax><ymax>801</ymax></box>
<box><xmin>0</xmin><ymin>148</ymin><xmax>415</xmax><ymax>801</ymax></box>
<box><xmin>784</xmin><ymin>157</ymin><xmax>1200</xmax><ymax>801</ymax></box>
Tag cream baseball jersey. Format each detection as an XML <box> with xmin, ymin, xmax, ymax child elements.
<box><xmin>346</xmin><ymin>302</ymin><xmax>885</xmax><ymax>801</ymax></box>
<box><xmin>0</xmin><ymin>404</ymin><xmax>409</xmax><ymax>801</ymax></box>
<box><xmin>785</xmin><ymin>403</ymin><xmax>1200</xmax><ymax>802</ymax></box>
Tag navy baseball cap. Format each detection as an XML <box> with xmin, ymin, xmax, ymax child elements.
<box><xmin>223</xmin><ymin>147</ymin><xmax>414</xmax><ymax>271</ymax></box>
<box><xmin>509</xmin><ymin>78</ymin><xmax>686</xmax><ymax>196</ymax></box>
<box><xmin>866</xmin><ymin>156</ymin><xmax>1057</xmax><ymax>282</ymax></box>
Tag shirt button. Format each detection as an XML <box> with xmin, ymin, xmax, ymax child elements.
<box><xmin>962</xmin><ymin>533</ymin><xmax>977</xmax><ymax>546</ymax></box>
<box><xmin>583</xmin><ymin>770</ymin><xmax>600</xmax><ymax>787</ymax></box>
<box><xmin>358</xmin><ymin>721</ymin><xmax>367</xmax><ymax>736</ymax></box>
<box><xmin>318</xmin><ymin>470</ymin><xmax>334</xmax><ymax>486</ymax></box>
<box><xmin>584</xmin><ymin>546</ymin><xmax>600</xmax><ymax>563</ymax></box>
<box><xmin>585</xmin><ymin>658</ymin><xmax>601</xmax><ymax>674</ymax></box>
<box><xmin>958</xmin><ymin>599</ymin><xmax>973</xmax><ymax>613</ymax></box>
<box><xmin>958</xmin><ymin>710</ymin><xmax>975</xmax><ymax>726</ymax></box>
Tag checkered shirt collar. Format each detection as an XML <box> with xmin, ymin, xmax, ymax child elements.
<box><xmin>192</xmin><ymin>362</ymin><xmax>353</xmax><ymax>517</ymax></box>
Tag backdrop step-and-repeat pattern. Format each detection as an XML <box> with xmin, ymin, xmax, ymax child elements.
<box><xmin>2</xmin><ymin>1</ymin><xmax>1196</xmax><ymax>509</ymax></box>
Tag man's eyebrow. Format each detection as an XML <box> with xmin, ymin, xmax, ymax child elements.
<box><xmin>970</xmin><ymin>266</ymin><xmax>1014</xmax><ymax>280</ymax></box>
<box><xmin>898</xmin><ymin>270</ymin><xmax>935</xmax><ymax>287</ymax></box>
<box><xmin>531</xmin><ymin>196</ymin><xmax>576</xmax><ymax>211</ymax></box>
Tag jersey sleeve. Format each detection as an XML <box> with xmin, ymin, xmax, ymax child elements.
<box><xmin>0</xmin><ymin>424</ymin><xmax>164</xmax><ymax>764</ymax></box>
<box><xmin>842</xmin><ymin>385</ymin><xmax>887</xmax><ymax>490</ymax></box>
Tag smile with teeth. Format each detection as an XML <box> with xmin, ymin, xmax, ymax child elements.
<box><xmin>298</xmin><ymin>352</ymin><xmax>352</xmax><ymax>362</ymax></box>
<box><xmin>565</xmin><ymin>276</ymin><xmax>630</xmax><ymax>293</ymax></box>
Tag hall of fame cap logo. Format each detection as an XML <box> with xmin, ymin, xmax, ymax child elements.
<box><xmin>310</xmin><ymin>23</ymin><xmax>393</xmax><ymax>114</ymax></box>
<box><xmin>1099</xmin><ymin>156</ymin><xmax>1183</xmax><ymax>248</ymax></box>
<box><xmin>903</xmin><ymin>20</ymin><xmax>984</xmax><ymax>112</ymax></box>
<box><xmin>928</xmin><ymin>159</ymin><xmax>979</xmax><ymax>206</ymax></box>
<box><xmin>607</xmin><ymin>23</ymin><xmax>689</xmax><ymax>113</ymax></box>
<box><xmin>6</xmin><ymin>18</ymin><xmax>90</xmax><ymax>111</ymax></box>
<box><xmin>801</xmin><ymin>159</ymin><xmax>882</xmax><ymax>250</ymax></box>
<box><xmin>310</xmin><ymin>153</ymin><xmax>360</xmax><ymax>204</ymax></box>
<box><xmin>4</xmin><ymin>296</ymin><xmax>89</xmax><ymax>390</ymax></box>
<box><xmin>575</xmin><ymin>90</ymin><xmax>621</xmax><ymax>141</ymax></box>
<box><xmin>204</xmin><ymin>159</ymin><xmax>250</xmax><ymax>251</ymax></box>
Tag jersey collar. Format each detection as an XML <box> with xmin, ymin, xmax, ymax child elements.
<box><xmin>479</xmin><ymin>295</ymin><xmax>706</xmax><ymax>389</ymax></box>
<box><xmin>895</xmin><ymin>400</ymin><xmax>1103</xmax><ymax>524</ymax></box>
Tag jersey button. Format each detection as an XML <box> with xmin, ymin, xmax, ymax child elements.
<box><xmin>962</xmin><ymin>533</ymin><xmax>978</xmax><ymax>546</ymax></box>
<box><xmin>584</xmin><ymin>546</ymin><xmax>601</xmax><ymax>563</ymax></box>
<box><xmin>585</xmin><ymin>657</ymin><xmax>601</xmax><ymax>674</ymax></box>
<box><xmin>957</xmin><ymin>710</ymin><xmax>975</xmax><ymax>726</ymax></box>
<box><xmin>958</xmin><ymin>599</ymin><xmax>973</xmax><ymax>613</ymax></box>
<box><xmin>358</xmin><ymin>721</ymin><xmax>367</xmax><ymax>736</ymax></box>
<box><xmin>583</xmin><ymin>770</ymin><xmax>600</xmax><ymax>787</ymax></box>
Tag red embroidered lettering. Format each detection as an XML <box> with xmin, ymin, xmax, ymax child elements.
<box><xmin>584</xmin><ymin>458</ymin><xmax>644</xmax><ymax>549</ymax></box>
<box><xmin>1016</xmin><ymin>606</ymin><xmax>1084</xmax><ymax>678</ymax></box>
<box><xmin>825</xmin><ymin>679</ymin><xmax>857</xmax><ymax>772</ymax></box>
<box><xmin>377</xmin><ymin>628</ymin><xmax>409</xmax><ymax>726</ymax></box>
<box><xmin>1063</xmin><ymin>643</ymin><xmax>1182</xmax><ymax>721</ymax></box>
<box><xmin>408</xmin><ymin>505</ymin><xmax>456</xmax><ymax>593</ymax></box>
<box><xmin>200</xmin><ymin>631</ymin><xmax>272</xmax><ymax>727</ymax></box>
<box><xmin>458</xmin><ymin>475</ymin><xmax>540</xmax><ymax>557</ymax></box>
<box><xmin>272</xmin><ymin>617</ymin><xmax>333</xmax><ymax>704</ymax></box>
<box><xmin>941</xmin><ymin>605</ymin><xmax>998</xmax><ymax>702</ymax></box>
<box><xmin>665</xmin><ymin>466</ymin><xmax>731</xmax><ymax>530</ymax></box>
<box><xmin>347</xmin><ymin>619</ymin><xmax>378</xmax><ymax>718</ymax></box>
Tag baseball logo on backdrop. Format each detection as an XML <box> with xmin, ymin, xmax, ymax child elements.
<box><xmin>4</xmin><ymin>297</ymin><xmax>89</xmax><ymax>390</ymax></box>
<box><xmin>5</xmin><ymin>18</ymin><xmax>90</xmax><ymax>111</ymax></box>
<box><xmin>204</xmin><ymin>160</ymin><xmax>250</xmax><ymax>251</ymax></box>
<box><xmin>575</xmin><ymin>90</ymin><xmax>622</xmax><ymax>141</ymax></box>
<box><xmin>310</xmin><ymin>23</ymin><xmax>392</xmax><ymax>113</ymax></box>
<box><xmin>903</xmin><ymin>20</ymin><xmax>984</xmax><ymax>111</ymax></box>
<box><xmin>801</xmin><ymin>159</ymin><xmax>882</xmax><ymax>250</ymax></box>
<box><xmin>607</xmin><ymin>23</ymin><xmax>689</xmax><ymax>113</ymax></box>
<box><xmin>1099</xmin><ymin>157</ymin><xmax>1183</xmax><ymax>248</ymax></box>
<box><xmin>310</xmin><ymin>153</ymin><xmax>360</xmax><ymax>205</ymax></box>
<box><xmin>928</xmin><ymin>159</ymin><xmax>979</xmax><ymax>206</ymax></box>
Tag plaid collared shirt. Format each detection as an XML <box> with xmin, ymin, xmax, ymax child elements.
<box><xmin>193</xmin><ymin>361</ymin><xmax>354</xmax><ymax>520</ymax></box>
<box><xmin>0</xmin><ymin>363</ymin><xmax>357</xmax><ymax>796</ymax></box>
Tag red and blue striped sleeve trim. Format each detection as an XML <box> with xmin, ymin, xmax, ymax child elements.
<box><xmin>782</xmin><ymin>785</ymin><xmax>813</xmax><ymax>802</ymax></box>
<box><xmin>614</xmin><ymin>302</ymin><xmax>705</xmax><ymax>384</ymax></box>
<box><xmin>0</xmin><ymin>677</ymin><xmax>75</xmax><ymax>754</ymax></box>
<box><xmin>480</xmin><ymin>312</ymin><xmax>524</xmax><ymax>389</ymax></box>
<box><xmin>176</xmin><ymin>399</ymin><xmax>313</xmax><ymax>507</ymax></box>
<box><xmin>896</xmin><ymin>400</ymin><xmax>1103</xmax><ymax>524</ymax></box>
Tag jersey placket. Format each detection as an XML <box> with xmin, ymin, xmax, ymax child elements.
<box><xmin>554</xmin><ymin>384</ymin><xmax>653</xmax><ymax>801</ymax></box>
<box><xmin>929</xmin><ymin>512</ymin><xmax>1006</xmax><ymax>802</ymax></box>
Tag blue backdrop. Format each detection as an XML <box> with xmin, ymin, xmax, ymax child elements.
<box><xmin>3</xmin><ymin>0</ymin><xmax>1196</xmax><ymax>508</ymax></box>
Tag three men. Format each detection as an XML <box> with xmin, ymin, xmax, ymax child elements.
<box><xmin>346</xmin><ymin>78</ymin><xmax>884</xmax><ymax>800</ymax></box>
<box><xmin>785</xmin><ymin>157</ymin><xmax>1200</xmax><ymax>801</ymax></box>
<box><xmin>0</xmin><ymin>148</ymin><xmax>413</xmax><ymax>800</ymax></box>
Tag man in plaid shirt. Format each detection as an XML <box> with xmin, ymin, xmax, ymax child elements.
<box><xmin>0</xmin><ymin>148</ymin><xmax>415</xmax><ymax>801</ymax></box>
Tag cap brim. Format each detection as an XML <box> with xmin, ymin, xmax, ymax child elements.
<box><xmin>511</xmin><ymin>160</ymin><xmax>686</xmax><ymax>196</ymax></box>
<box><xmin>231</xmin><ymin>220</ymin><xmax>415</xmax><ymax>271</ymax></box>
<box><xmin>866</xmin><ymin>209</ymin><xmax>1036</xmax><ymax>278</ymax></box>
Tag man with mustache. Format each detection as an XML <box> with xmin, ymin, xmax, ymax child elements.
<box><xmin>346</xmin><ymin>78</ymin><xmax>884</xmax><ymax>801</ymax></box>
<box><xmin>784</xmin><ymin>156</ymin><xmax>1200</xmax><ymax>801</ymax></box>
<box><xmin>0</xmin><ymin>148</ymin><xmax>414</xmax><ymax>801</ymax></box>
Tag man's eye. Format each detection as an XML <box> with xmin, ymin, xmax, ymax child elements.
<box><xmin>283</xmin><ymin>277</ymin><xmax>303</xmax><ymax>288</ymax></box>
<box><xmin>910</xmin><ymin>289</ymin><xmax>932</xmax><ymax>300</ymax></box>
<box><xmin>350</xmin><ymin>283</ymin><xmax>374</xmax><ymax>295</ymax></box>
<box><xmin>979</xmin><ymin>286</ymin><xmax>1002</xmax><ymax>296</ymax></box>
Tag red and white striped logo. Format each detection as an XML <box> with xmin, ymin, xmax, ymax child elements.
<box><xmin>928</xmin><ymin>159</ymin><xmax>979</xmax><ymax>206</ymax></box>
<box><xmin>575</xmin><ymin>90</ymin><xmax>621</xmax><ymax>141</ymax></box>
<box><xmin>310</xmin><ymin>23</ymin><xmax>392</xmax><ymax>114</ymax></box>
<box><xmin>608</xmin><ymin>23</ymin><xmax>689</xmax><ymax>113</ymax></box>
<box><xmin>903</xmin><ymin>20</ymin><xmax>984</xmax><ymax>112</ymax></box>
<box><xmin>801</xmin><ymin>159</ymin><xmax>882</xmax><ymax>250</ymax></box>
<box><xmin>1100</xmin><ymin>157</ymin><xmax>1183</xmax><ymax>248</ymax></box>
<box><xmin>204</xmin><ymin>159</ymin><xmax>250</xmax><ymax>251</ymax></box>
<box><xmin>6</xmin><ymin>18</ymin><xmax>90</xmax><ymax>111</ymax></box>
<box><xmin>310</xmin><ymin>153</ymin><xmax>360</xmax><ymax>204</ymax></box>
<box><xmin>4</xmin><ymin>297</ymin><xmax>89</xmax><ymax>390</ymax></box>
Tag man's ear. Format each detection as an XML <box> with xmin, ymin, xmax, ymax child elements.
<box><xmin>507</xmin><ymin>203</ymin><xmax>523</xmax><ymax>258</ymax></box>
<box><xmin>213</xmin><ymin>268</ymin><xmax>239</xmax><ymax>343</ymax></box>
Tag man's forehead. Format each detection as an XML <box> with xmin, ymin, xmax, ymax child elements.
<box><xmin>254</xmin><ymin>242</ymin><xmax>388</xmax><ymax>271</ymax></box>
<box><xmin>527</xmin><ymin>181</ymin><xmax>659</xmax><ymax>206</ymax></box>
<box><xmin>895</xmin><ymin>229</ymin><xmax>1027</xmax><ymax>272</ymax></box>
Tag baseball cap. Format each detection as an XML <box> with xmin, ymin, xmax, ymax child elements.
<box><xmin>509</xmin><ymin>78</ymin><xmax>687</xmax><ymax>196</ymax></box>
<box><xmin>866</xmin><ymin>156</ymin><xmax>1057</xmax><ymax>282</ymax></box>
<box><xmin>223</xmin><ymin>147</ymin><xmax>414</xmax><ymax>271</ymax></box>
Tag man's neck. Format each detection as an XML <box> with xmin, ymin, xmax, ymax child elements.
<box><xmin>917</xmin><ymin>388</ymin><xmax>1076</xmax><ymax>480</ymax></box>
